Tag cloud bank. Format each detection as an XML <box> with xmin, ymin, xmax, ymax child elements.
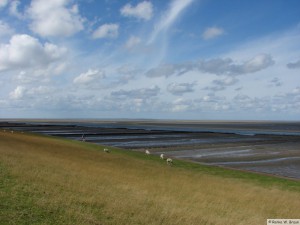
<box><xmin>146</xmin><ymin>54</ymin><xmax>274</xmax><ymax>77</ymax></box>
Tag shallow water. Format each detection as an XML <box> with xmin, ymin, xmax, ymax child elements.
<box><xmin>169</xmin><ymin>149</ymin><xmax>254</xmax><ymax>158</ymax></box>
<box><xmin>211</xmin><ymin>156</ymin><xmax>300</xmax><ymax>165</ymax></box>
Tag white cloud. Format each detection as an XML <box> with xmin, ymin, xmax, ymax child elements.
<box><xmin>149</xmin><ymin>0</ymin><xmax>194</xmax><ymax>43</ymax></box>
<box><xmin>9</xmin><ymin>85</ymin><xmax>55</xmax><ymax>103</ymax></box>
<box><xmin>105</xmin><ymin>64</ymin><xmax>142</xmax><ymax>88</ymax></box>
<box><xmin>287</xmin><ymin>59</ymin><xmax>300</xmax><ymax>69</ymax></box>
<box><xmin>111</xmin><ymin>86</ymin><xmax>160</xmax><ymax>99</ymax></box>
<box><xmin>117</xmin><ymin>64</ymin><xmax>141</xmax><ymax>76</ymax></box>
<box><xmin>202</xmin><ymin>26</ymin><xmax>224</xmax><ymax>40</ymax></box>
<box><xmin>27</xmin><ymin>0</ymin><xmax>84</xmax><ymax>37</ymax></box>
<box><xmin>146</xmin><ymin>63</ymin><xmax>189</xmax><ymax>77</ymax></box>
<box><xmin>9</xmin><ymin>0</ymin><xmax>23</xmax><ymax>19</ymax></box>
<box><xmin>81</xmin><ymin>86</ymin><xmax>162</xmax><ymax>113</ymax></box>
<box><xmin>9</xmin><ymin>85</ymin><xmax>26</xmax><ymax>100</ymax></box>
<box><xmin>114</xmin><ymin>65</ymin><xmax>140</xmax><ymax>85</ymax></box>
<box><xmin>170</xmin><ymin>98</ymin><xmax>192</xmax><ymax>112</ymax></box>
<box><xmin>167</xmin><ymin>82</ymin><xmax>196</xmax><ymax>95</ymax></box>
<box><xmin>13</xmin><ymin>62</ymin><xmax>67</xmax><ymax>84</ymax></box>
<box><xmin>73</xmin><ymin>69</ymin><xmax>106</xmax><ymax>85</ymax></box>
<box><xmin>206</xmin><ymin>76</ymin><xmax>239</xmax><ymax>91</ymax></box>
<box><xmin>242</xmin><ymin>54</ymin><xmax>274</xmax><ymax>73</ymax></box>
<box><xmin>171</xmin><ymin>104</ymin><xmax>189</xmax><ymax>112</ymax></box>
<box><xmin>92</xmin><ymin>23</ymin><xmax>119</xmax><ymax>39</ymax></box>
<box><xmin>120</xmin><ymin>1</ymin><xmax>153</xmax><ymax>21</ymax></box>
<box><xmin>269</xmin><ymin>77</ymin><xmax>282</xmax><ymax>87</ymax></box>
<box><xmin>199</xmin><ymin>94</ymin><xmax>225</xmax><ymax>103</ymax></box>
<box><xmin>14</xmin><ymin>71</ymin><xmax>37</xmax><ymax>84</ymax></box>
<box><xmin>29</xmin><ymin>85</ymin><xmax>54</xmax><ymax>95</ymax></box>
<box><xmin>232</xmin><ymin>94</ymin><xmax>271</xmax><ymax>112</ymax></box>
<box><xmin>0</xmin><ymin>20</ymin><xmax>14</xmax><ymax>37</ymax></box>
<box><xmin>1</xmin><ymin>1</ymin><xmax>298</xmax><ymax>120</ymax></box>
<box><xmin>125</xmin><ymin>36</ymin><xmax>141</xmax><ymax>49</ymax></box>
<box><xmin>0</xmin><ymin>34</ymin><xmax>67</xmax><ymax>71</ymax></box>
<box><xmin>0</xmin><ymin>0</ymin><xmax>8</xmax><ymax>8</ymax></box>
<box><xmin>292</xmin><ymin>87</ymin><xmax>300</xmax><ymax>94</ymax></box>
<box><xmin>213</xmin><ymin>76</ymin><xmax>238</xmax><ymax>86</ymax></box>
<box><xmin>188</xmin><ymin>95</ymin><xmax>228</xmax><ymax>114</ymax></box>
<box><xmin>146</xmin><ymin>53</ymin><xmax>274</xmax><ymax>77</ymax></box>
<box><xmin>146</xmin><ymin>64</ymin><xmax>175</xmax><ymax>77</ymax></box>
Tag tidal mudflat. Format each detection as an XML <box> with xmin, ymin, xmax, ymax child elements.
<box><xmin>1</xmin><ymin>120</ymin><xmax>300</xmax><ymax>179</ymax></box>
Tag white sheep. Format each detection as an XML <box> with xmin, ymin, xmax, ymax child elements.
<box><xmin>145</xmin><ymin>150</ymin><xmax>150</xmax><ymax>155</ymax></box>
<box><xmin>81</xmin><ymin>134</ymin><xmax>86</xmax><ymax>142</ymax></box>
<box><xmin>103</xmin><ymin>148</ymin><xmax>110</xmax><ymax>153</ymax></box>
<box><xmin>160</xmin><ymin>154</ymin><xmax>164</xmax><ymax>160</ymax></box>
<box><xmin>166</xmin><ymin>158</ymin><xmax>173</xmax><ymax>165</ymax></box>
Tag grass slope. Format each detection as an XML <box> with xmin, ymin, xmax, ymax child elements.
<box><xmin>0</xmin><ymin>131</ymin><xmax>299</xmax><ymax>225</ymax></box>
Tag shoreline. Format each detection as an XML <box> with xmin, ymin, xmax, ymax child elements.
<box><xmin>1</xmin><ymin>120</ymin><xmax>300</xmax><ymax>180</ymax></box>
<box><xmin>1</xmin><ymin>119</ymin><xmax>300</xmax><ymax>136</ymax></box>
<box><xmin>183</xmin><ymin>158</ymin><xmax>300</xmax><ymax>182</ymax></box>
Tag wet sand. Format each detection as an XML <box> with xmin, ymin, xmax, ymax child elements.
<box><xmin>1</xmin><ymin>120</ymin><xmax>300</xmax><ymax>179</ymax></box>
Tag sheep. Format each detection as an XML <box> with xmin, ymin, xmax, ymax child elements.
<box><xmin>11</xmin><ymin>130</ymin><xmax>14</xmax><ymax>134</ymax></box>
<box><xmin>160</xmin><ymin>153</ymin><xmax>164</xmax><ymax>160</ymax></box>
<box><xmin>103</xmin><ymin>148</ymin><xmax>110</xmax><ymax>153</ymax></box>
<box><xmin>81</xmin><ymin>134</ymin><xmax>86</xmax><ymax>142</ymax></box>
<box><xmin>166</xmin><ymin>158</ymin><xmax>173</xmax><ymax>166</ymax></box>
<box><xmin>145</xmin><ymin>149</ymin><xmax>150</xmax><ymax>155</ymax></box>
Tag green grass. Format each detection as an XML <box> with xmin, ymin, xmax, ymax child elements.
<box><xmin>0</xmin><ymin>131</ymin><xmax>299</xmax><ymax>225</ymax></box>
<box><xmin>0</xmin><ymin>163</ymin><xmax>70</xmax><ymax>225</ymax></box>
<box><xmin>77</xmin><ymin>139</ymin><xmax>300</xmax><ymax>192</ymax></box>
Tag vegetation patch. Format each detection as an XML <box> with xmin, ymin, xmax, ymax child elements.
<box><xmin>0</xmin><ymin>131</ymin><xmax>299</xmax><ymax>225</ymax></box>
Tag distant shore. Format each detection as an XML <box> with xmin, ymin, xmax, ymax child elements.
<box><xmin>1</xmin><ymin>118</ymin><xmax>300</xmax><ymax>135</ymax></box>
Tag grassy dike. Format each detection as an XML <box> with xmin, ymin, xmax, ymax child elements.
<box><xmin>1</xmin><ymin>131</ymin><xmax>299</xmax><ymax>225</ymax></box>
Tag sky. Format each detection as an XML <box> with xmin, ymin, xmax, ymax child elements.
<box><xmin>0</xmin><ymin>0</ymin><xmax>300</xmax><ymax>120</ymax></box>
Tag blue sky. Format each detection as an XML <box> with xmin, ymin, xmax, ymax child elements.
<box><xmin>0</xmin><ymin>0</ymin><xmax>300</xmax><ymax>120</ymax></box>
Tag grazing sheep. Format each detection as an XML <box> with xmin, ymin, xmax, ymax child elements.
<box><xmin>11</xmin><ymin>130</ymin><xmax>14</xmax><ymax>134</ymax></box>
<box><xmin>103</xmin><ymin>148</ymin><xmax>110</xmax><ymax>153</ymax></box>
<box><xmin>81</xmin><ymin>134</ymin><xmax>86</xmax><ymax>142</ymax></box>
<box><xmin>160</xmin><ymin>154</ymin><xmax>164</xmax><ymax>160</ymax></box>
<box><xmin>166</xmin><ymin>158</ymin><xmax>173</xmax><ymax>165</ymax></box>
<box><xmin>145</xmin><ymin>150</ymin><xmax>150</xmax><ymax>155</ymax></box>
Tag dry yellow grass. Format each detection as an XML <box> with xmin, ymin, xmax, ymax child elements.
<box><xmin>0</xmin><ymin>131</ymin><xmax>299</xmax><ymax>225</ymax></box>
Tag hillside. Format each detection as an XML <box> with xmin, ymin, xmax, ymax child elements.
<box><xmin>0</xmin><ymin>131</ymin><xmax>299</xmax><ymax>225</ymax></box>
